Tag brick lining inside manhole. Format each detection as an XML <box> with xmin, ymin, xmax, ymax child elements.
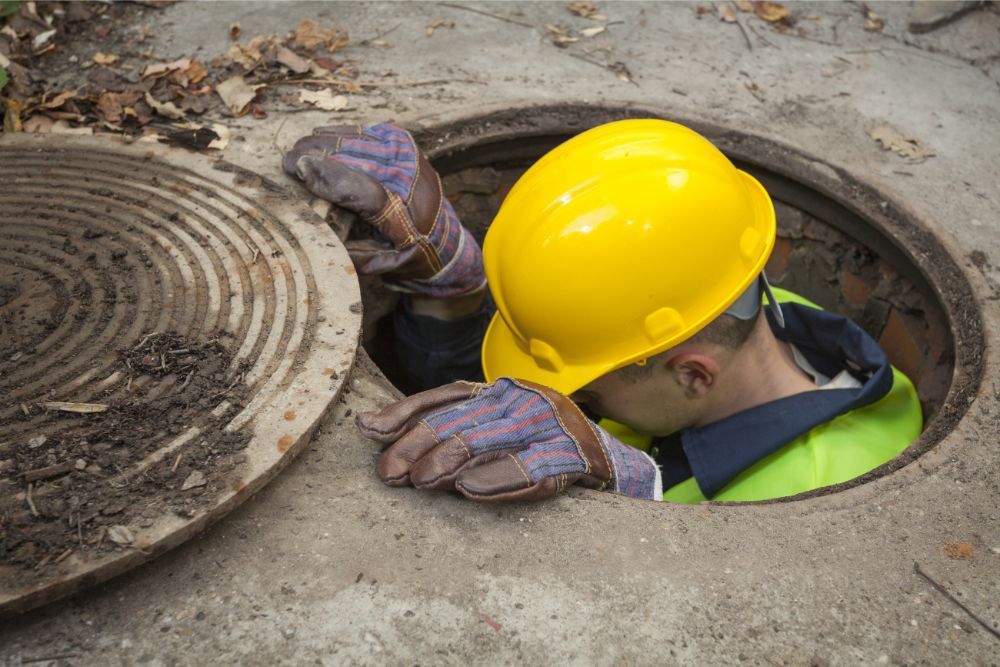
<box><xmin>357</xmin><ymin>107</ymin><xmax>984</xmax><ymax>501</ymax></box>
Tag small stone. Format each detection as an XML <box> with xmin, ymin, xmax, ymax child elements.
<box><xmin>27</xmin><ymin>435</ymin><xmax>47</xmax><ymax>450</ymax></box>
<box><xmin>181</xmin><ymin>470</ymin><xmax>207</xmax><ymax>491</ymax></box>
<box><xmin>282</xmin><ymin>628</ymin><xmax>296</xmax><ymax>639</ymax></box>
<box><xmin>75</xmin><ymin>459</ymin><xmax>87</xmax><ymax>470</ymax></box>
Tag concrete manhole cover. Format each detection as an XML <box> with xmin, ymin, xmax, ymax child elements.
<box><xmin>0</xmin><ymin>135</ymin><xmax>361</xmax><ymax>614</ymax></box>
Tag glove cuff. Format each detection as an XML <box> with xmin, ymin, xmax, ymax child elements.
<box><xmin>598</xmin><ymin>428</ymin><xmax>663</xmax><ymax>501</ymax></box>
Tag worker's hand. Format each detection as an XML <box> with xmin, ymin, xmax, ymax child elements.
<box><xmin>356</xmin><ymin>378</ymin><xmax>662</xmax><ymax>503</ymax></box>
<box><xmin>283</xmin><ymin>123</ymin><xmax>486</xmax><ymax>298</ymax></box>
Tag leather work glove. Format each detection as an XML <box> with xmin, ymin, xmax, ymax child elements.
<box><xmin>356</xmin><ymin>378</ymin><xmax>663</xmax><ymax>503</ymax></box>
<box><xmin>283</xmin><ymin>123</ymin><xmax>486</xmax><ymax>298</ymax></box>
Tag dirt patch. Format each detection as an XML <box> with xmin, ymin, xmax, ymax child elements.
<box><xmin>0</xmin><ymin>332</ymin><xmax>249</xmax><ymax>583</ymax></box>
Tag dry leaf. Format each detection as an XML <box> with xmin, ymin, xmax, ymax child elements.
<box><xmin>185</xmin><ymin>60</ymin><xmax>208</xmax><ymax>85</ymax></box>
<box><xmin>228</xmin><ymin>42</ymin><xmax>261</xmax><ymax>69</ymax></box>
<box><xmin>216</xmin><ymin>75</ymin><xmax>262</xmax><ymax>116</ymax></box>
<box><xmin>107</xmin><ymin>525</ymin><xmax>134</xmax><ymax>546</ymax></box>
<box><xmin>32</xmin><ymin>28</ymin><xmax>55</xmax><ymax>51</ymax></box>
<box><xmin>144</xmin><ymin>92</ymin><xmax>186</xmax><ymax>120</ymax></box>
<box><xmin>753</xmin><ymin>1</ymin><xmax>789</xmax><ymax>22</ymax></box>
<box><xmin>43</xmin><ymin>401</ymin><xmax>109</xmax><ymax>413</ymax></box>
<box><xmin>580</xmin><ymin>25</ymin><xmax>606</xmax><ymax>37</ymax></box>
<box><xmin>23</xmin><ymin>115</ymin><xmax>53</xmax><ymax>133</ymax></box>
<box><xmin>143</xmin><ymin>57</ymin><xmax>191</xmax><ymax>78</ymax></box>
<box><xmin>864</xmin><ymin>9</ymin><xmax>884</xmax><ymax>32</ymax></box>
<box><xmin>718</xmin><ymin>3</ymin><xmax>737</xmax><ymax>23</ymax></box>
<box><xmin>36</xmin><ymin>90</ymin><xmax>75</xmax><ymax>110</ymax></box>
<box><xmin>567</xmin><ymin>1</ymin><xmax>606</xmax><ymax>20</ymax></box>
<box><xmin>426</xmin><ymin>19</ymin><xmax>454</xmax><ymax>36</ymax></box>
<box><xmin>866</xmin><ymin>124</ymin><xmax>935</xmax><ymax>162</ymax></box>
<box><xmin>49</xmin><ymin>120</ymin><xmax>93</xmax><ymax>135</ymax></box>
<box><xmin>229</xmin><ymin>22</ymin><xmax>241</xmax><ymax>41</ymax></box>
<box><xmin>293</xmin><ymin>19</ymin><xmax>348</xmax><ymax>51</ymax></box>
<box><xmin>734</xmin><ymin>0</ymin><xmax>754</xmax><ymax>11</ymax></box>
<box><xmin>93</xmin><ymin>51</ymin><xmax>118</xmax><ymax>66</ymax></box>
<box><xmin>298</xmin><ymin>89</ymin><xmax>349</xmax><ymax>111</ymax></box>
<box><xmin>276</xmin><ymin>46</ymin><xmax>311</xmax><ymax>74</ymax></box>
<box><xmin>208</xmin><ymin>123</ymin><xmax>231</xmax><ymax>150</ymax></box>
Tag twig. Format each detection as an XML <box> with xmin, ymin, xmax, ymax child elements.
<box><xmin>567</xmin><ymin>52</ymin><xmax>639</xmax><ymax>86</ymax></box>
<box><xmin>746</xmin><ymin>21</ymin><xmax>779</xmax><ymax>49</ymax></box>
<box><xmin>77</xmin><ymin>512</ymin><xmax>84</xmax><ymax>550</ymax></box>
<box><xmin>26</xmin><ymin>482</ymin><xmax>39</xmax><ymax>517</ymax></box>
<box><xmin>178</xmin><ymin>369</ymin><xmax>195</xmax><ymax>392</ymax></box>
<box><xmin>359</xmin><ymin>23</ymin><xmax>400</xmax><ymax>45</ymax></box>
<box><xmin>914</xmin><ymin>562</ymin><xmax>1000</xmax><ymax>641</ymax></box>
<box><xmin>718</xmin><ymin>2</ymin><xmax>752</xmax><ymax>51</ymax></box>
<box><xmin>438</xmin><ymin>2</ymin><xmax>535</xmax><ymax>28</ymax></box>
<box><xmin>171</xmin><ymin>452</ymin><xmax>183</xmax><ymax>472</ymax></box>
<box><xmin>54</xmin><ymin>547</ymin><xmax>73</xmax><ymax>564</ymax></box>
<box><xmin>23</xmin><ymin>654</ymin><xmax>80</xmax><ymax>665</ymax></box>
<box><xmin>265</xmin><ymin>77</ymin><xmax>485</xmax><ymax>88</ymax></box>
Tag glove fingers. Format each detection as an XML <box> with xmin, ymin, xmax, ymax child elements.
<box><xmin>296</xmin><ymin>156</ymin><xmax>388</xmax><ymax>218</ymax></box>
<box><xmin>376</xmin><ymin>422</ymin><xmax>440</xmax><ymax>487</ymax></box>
<box><xmin>356</xmin><ymin>381</ymin><xmax>482</xmax><ymax>442</ymax></box>
<box><xmin>346</xmin><ymin>239</ymin><xmax>421</xmax><ymax>276</ymax></box>
<box><xmin>282</xmin><ymin>134</ymin><xmax>344</xmax><ymax>175</ymax></box>
<box><xmin>409</xmin><ymin>437</ymin><xmax>512</xmax><ymax>491</ymax></box>
<box><xmin>455</xmin><ymin>456</ymin><xmax>565</xmax><ymax>503</ymax></box>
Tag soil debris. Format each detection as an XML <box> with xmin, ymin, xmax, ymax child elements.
<box><xmin>1</xmin><ymin>332</ymin><xmax>251</xmax><ymax>583</ymax></box>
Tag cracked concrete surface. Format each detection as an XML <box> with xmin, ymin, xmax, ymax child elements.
<box><xmin>2</xmin><ymin>2</ymin><xmax>999</xmax><ymax>665</ymax></box>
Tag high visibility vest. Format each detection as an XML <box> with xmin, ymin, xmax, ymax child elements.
<box><xmin>601</xmin><ymin>288</ymin><xmax>923</xmax><ymax>503</ymax></box>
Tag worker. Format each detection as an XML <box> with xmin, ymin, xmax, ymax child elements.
<box><xmin>283</xmin><ymin>120</ymin><xmax>923</xmax><ymax>504</ymax></box>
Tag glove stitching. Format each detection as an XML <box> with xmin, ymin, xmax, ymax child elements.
<box><xmin>511</xmin><ymin>379</ymin><xmax>590</xmax><ymax>475</ymax></box>
<box><xmin>417</xmin><ymin>419</ymin><xmax>443</xmax><ymax>446</ymax></box>
<box><xmin>508</xmin><ymin>453</ymin><xmax>533</xmax><ymax>486</ymax></box>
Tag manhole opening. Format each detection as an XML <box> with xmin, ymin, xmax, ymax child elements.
<box><xmin>357</xmin><ymin>107</ymin><xmax>984</xmax><ymax>499</ymax></box>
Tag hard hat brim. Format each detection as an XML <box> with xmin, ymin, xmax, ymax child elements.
<box><xmin>481</xmin><ymin>312</ymin><xmax>613</xmax><ymax>396</ymax></box>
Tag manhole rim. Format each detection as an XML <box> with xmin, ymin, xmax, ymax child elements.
<box><xmin>402</xmin><ymin>102</ymin><xmax>987</xmax><ymax>506</ymax></box>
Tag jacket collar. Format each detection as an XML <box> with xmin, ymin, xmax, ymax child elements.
<box><xmin>676</xmin><ymin>302</ymin><xmax>894</xmax><ymax>499</ymax></box>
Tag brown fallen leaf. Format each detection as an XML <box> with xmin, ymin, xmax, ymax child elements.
<box><xmin>753</xmin><ymin>1</ymin><xmax>789</xmax><ymax>22</ymax></box>
<box><xmin>34</xmin><ymin>90</ymin><xmax>76</xmax><ymax>111</ymax></box>
<box><xmin>229</xmin><ymin>22</ymin><xmax>241</xmax><ymax>41</ymax></box>
<box><xmin>718</xmin><ymin>3</ymin><xmax>737</xmax><ymax>23</ymax></box>
<box><xmin>864</xmin><ymin>8</ymin><xmax>884</xmax><ymax>32</ymax></box>
<box><xmin>293</xmin><ymin>19</ymin><xmax>348</xmax><ymax>51</ymax></box>
<box><xmin>298</xmin><ymin>89</ymin><xmax>349</xmax><ymax>111</ymax></box>
<box><xmin>144</xmin><ymin>92</ymin><xmax>186</xmax><ymax>120</ymax></box>
<box><xmin>143</xmin><ymin>57</ymin><xmax>192</xmax><ymax>78</ymax></box>
<box><xmin>216</xmin><ymin>75</ymin><xmax>262</xmax><ymax>116</ymax></box>
<box><xmin>96</xmin><ymin>90</ymin><xmax>141</xmax><ymax>124</ymax></box>
<box><xmin>3</xmin><ymin>98</ymin><xmax>23</xmax><ymax>132</ymax></box>
<box><xmin>426</xmin><ymin>18</ymin><xmax>455</xmax><ymax>37</ymax></box>
<box><xmin>866</xmin><ymin>124</ymin><xmax>935</xmax><ymax>162</ymax></box>
<box><xmin>228</xmin><ymin>42</ymin><xmax>261</xmax><ymax>69</ymax></box>
<box><xmin>276</xmin><ymin>46</ymin><xmax>311</xmax><ymax>74</ymax></box>
<box><xmin>580</xmin><ymin>25</ymin><xmax>606</xmax><ymax>37</ymax></box>
<box><xmin>734</xmin><ymin>0</ymin><xmax>754</xmax><ymax>11</ymax></box>
<box><xmin>545</xmin><ymin>23</ymin><xmax>579</xmax><ymax>47</ymax></box>
<box><xmin>23</xmin><ymin>114</ymin><xmax>53</xmax><ymax>133</ymax></box>
<box><xmin>43</xmin><ymin>401</ymin><xmax>109</xmax><ymax>413</ymax></box>
<box><xmin>567</xmin><ymin>1</ymin><xmax>607</xmax><ymax>20</ymax></box>
<box><xmin>185</xmin><ymin>60</ymin><xmax>208</xmax><ymax>85</ymax></box>
<box><xmin>93</xmin><ymin>51</ymin><xmax>118</xmax><ymax>66</ymax></box>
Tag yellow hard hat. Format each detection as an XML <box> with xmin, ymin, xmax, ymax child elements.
<box><xmin>481</xmin><ymin>119</ymin><xmax>776</xmax><ymax>395</ymax></box>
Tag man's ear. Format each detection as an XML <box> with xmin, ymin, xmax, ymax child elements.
<box><xmin>665</xmin><ymin>353</ymin><xmax>721</xmax><ymax>398</ymax></box>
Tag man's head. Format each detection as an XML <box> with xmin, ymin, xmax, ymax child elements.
<box><xmin>570</xmin><ymin>309</ymin><xmax>763</xmax><ymax>437</ymax></box>
<box><xmin>479</xmin><ymin>119</ymin><xmax>780</xmax><ymax>405</ymax></box>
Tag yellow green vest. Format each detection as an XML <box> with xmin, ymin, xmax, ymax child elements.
<box><xmin>601</xmin><ymin>288</ymin><xmax>923</xmax><ymax>503</ymax></box>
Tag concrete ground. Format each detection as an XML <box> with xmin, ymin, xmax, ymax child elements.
<box><xmin>3</xmin><ymin>1</ymin><xmax>1000</xmax><ymax>664</ymax></box>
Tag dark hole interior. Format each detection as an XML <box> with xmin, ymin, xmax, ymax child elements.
<box><xmin>361</xmin><ymin>135</ymin><xmax>954</xmax><ymax>425</ymax></box>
